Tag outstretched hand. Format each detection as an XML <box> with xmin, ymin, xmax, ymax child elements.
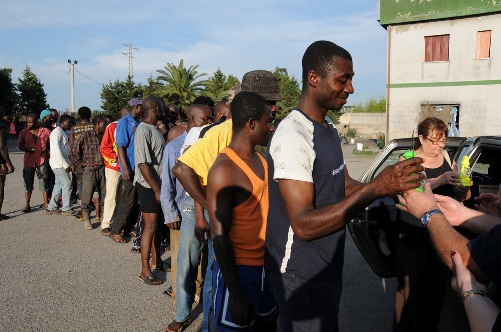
<box><xmin>397</xmin><ymin>182</ymin><xmax>438</xmax><ymax>218</ymax></box>
<box><xmin>474</xmin><ymin>193</ymin><xmax>501</xmax><ymax>218</ymax></box>
<box><xmin>434</xmin><ymin>194</ymin><xmax>469</xmax><ymax>226</ymax></box>
<box><xmin>374</xmin><ymin>157</ymin><xmax>425</xmax><ymax>197</ymax></box>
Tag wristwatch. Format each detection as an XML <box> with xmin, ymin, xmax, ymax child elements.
<box><xmin>421</xmin><ymin>209</ymin><xmax>443</xmax><ymax>227</ymax></box>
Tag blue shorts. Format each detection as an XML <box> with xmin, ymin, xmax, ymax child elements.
<box><xmin>213</xmin><ymin>262</ymin><xmax>277</xmax><ymax>331</ymax></box>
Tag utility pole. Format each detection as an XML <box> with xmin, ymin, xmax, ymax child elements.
<box><xmin>123</xmin><ymin>43</ymin><xmax>138</xmax><ymax>77</ymax></box>
<box><xmin>68</xmin><ymin>59</ymin><xmax>78</xmax><ymax>114</ymax></box>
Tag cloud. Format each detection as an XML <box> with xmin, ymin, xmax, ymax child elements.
<box><xmin>1</xmin><ymin>0</ymin><xmax>386</xmax><ymax>110</ymax></box>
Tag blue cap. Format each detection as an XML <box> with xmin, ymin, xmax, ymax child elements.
<box><xmin>40</xmin><ymin>109</ymin><xmax>52</xmax><ymax>120</ymax></box>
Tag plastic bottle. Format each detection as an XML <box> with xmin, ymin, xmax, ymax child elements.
<box><xmin>459</xmin><ymin>156</ymin><xmax>471</xmax><ymax>187</ymax></box>
<box><xmin>402</xmin><ymin>149</ymin><xmax>426</xmax><ymax>192</ymax></box>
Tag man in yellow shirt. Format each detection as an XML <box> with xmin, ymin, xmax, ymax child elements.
<box><xmin>169</xmin><ymin>70</ymin><xmax>282</xmax><ymax>331</ymax></box>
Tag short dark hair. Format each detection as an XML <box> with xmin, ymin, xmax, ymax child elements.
<box><xmin>27</xmin><ymin>113</ymin><xmax>38</xmax><ymax>120</ymax></box>
<box><xmin>92</xmin><ymin>115</ymin><xmax>106</xmax><ymax>125</ymax></box>
<box><xmin>231</xmin><ymin>91</ymin><xmax>270</xmax><ymax>134</ymax></box>
<box><xmin>192</xmin><ymin>96</ymin><xmax>214</xmax><ymax>108</ymax></box>
<box><xmin>77</xmin><ymin>106</ymin><xmax>92</xmax><ymax>120</ymax></box>
<box><xmin>59</xmin><ymin>114</ymin><xmax>71</xmax><ymax>124</ymax></box>
<box><xmin>302</xmin><ymin>40</ymin><xmax>352</xmax><ymax>88</ymax></box>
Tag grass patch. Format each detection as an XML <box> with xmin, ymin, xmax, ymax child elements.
<box><xmin>352</xmin><ymin>145</ymin><xmax>379</xmax><ymax>157</ymax></box>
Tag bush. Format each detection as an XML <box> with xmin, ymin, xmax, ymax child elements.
<box><xmin>346</xmin><ymin>128</ymin><xmax>356</xmax><ymax>137</ymax></box>
<box><xmin>352</xmin><ymin>96</ymin><xmax>386</xmax><ymax>113</ymax></box>
<box><xmin>352</xmin><ymin>146</ymin><xmax>379</xmax><ymax>157</ymax></box>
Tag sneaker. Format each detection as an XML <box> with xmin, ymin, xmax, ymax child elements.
<box><xmin>22</xmin><ymin>205</ymin><xmax>31</xmax><ymax>213</ymax></box>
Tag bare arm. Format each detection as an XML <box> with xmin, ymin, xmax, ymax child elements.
<box><xmin>344</xmin><ymin>166</ymin><xmax>363</xmax><ymax>196</ymax></box>
<box><xmin>172</xmin><ymin>161</ymin><xmax>207</xmax><ymax>209</ymax></box>
<box><xmin>281</xmin><ymin>157</ymin><xmax>425</xmax><ymax>241</ymax></box>
<box><xmin>208</xmin><ymin>160</ymin><xmax>254</xmax><ymax>326</ymax></box>
<box><xmin>434</xmin><ymin>194</ymin><xmax>501</xmax><ymax>235</ymax></box>
<box><xmin>398</xmin><ymin>184</ymin><xmax>490</xmax><ymax>282</ymax></box>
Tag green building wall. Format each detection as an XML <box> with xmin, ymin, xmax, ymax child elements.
<box><xmin>379</xmin><ymin>0</ymin><xmax>501</xmax><ymax>26</ymax></box>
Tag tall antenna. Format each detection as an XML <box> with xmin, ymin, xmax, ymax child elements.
<box><xmin>123</xmin><ymin>43</ymin><xmax>138</xmax><ymax>77</ymax></box>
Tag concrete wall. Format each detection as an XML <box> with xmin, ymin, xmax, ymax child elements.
<box><xmin>339</xmin><ymin>113</ymin><xmax>386</xmax><ymax>138</ymax></box>
<box><xmin>386</xmin><ymin>13</ymin><xmax>501</xmax><ymax>141</ymax></box>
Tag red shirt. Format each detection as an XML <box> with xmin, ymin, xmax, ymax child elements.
<box><xmin>100</xmin><ymin>121</ymin><xmax>120</xmax><ymax>172</ymax></box>
<box><xmin>17</xmin><ymin>127</ymin><xmax>51</xmax><ymax>167</ymax></box>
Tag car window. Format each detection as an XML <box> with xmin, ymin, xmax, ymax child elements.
<box><xmin>473</xmin><ymin>147</ymin><xmax>501</xmax><ymax>184</ymax></box>
<box><xmin>372</xmin><ymin>146</ymin><xmax>459</xmax><ymax>180</ymax></box>
<box><xmin>372</xmin><ymin>150</ymin><xmax>405</xmax><ymax>179</ymax></box>
<box><xmin>464</xmin><ymin>146</ymin><xmax>501</xmax><ymax>205</ymax></box>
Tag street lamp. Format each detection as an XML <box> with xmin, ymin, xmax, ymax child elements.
<box><xmin>68</xmin><ymin>59</ymin><xmax>77</xmax><ymax>113</ymax></box>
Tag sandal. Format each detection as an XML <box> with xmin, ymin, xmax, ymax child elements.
<box><xmin>131</xmin><ymin>246</ymin><xmax>141</xmax><ymax>253</ymax></box>
<box><xmin>163</xmin><ymin>286</ymin><xmax>173</xmax><ymax>297</ymax></box>
<box><xmin>166</xmin><ymin>318</ymin><xmax>191</xmax><ymax>332</ymax></box>
<box><xmin>110</xmin><ymin>234</ymin><xmax>127</xmax><ymax>243</ymax></box>
<box><xmin>138</xmin><ymin>274</ymin><xmax>162</xmax><ymax>285</ymax></box>
<box><xmin>75</xmin><ymin>214</ymin><xmax>84</xmax><ymax>221</ymax></box>
<box><xmin>22</xmin><ymin>205</ymin><xmax>31</xmax><ymax>213</ymax></box>
<box><xmin>101</xmin><ymin>228</ymin><xmax>111</xmax><ymax>236</ymax></box>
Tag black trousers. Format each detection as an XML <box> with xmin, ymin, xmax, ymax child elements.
<box><xmin>394</xmin><ymin>223</ymin><xmax>448</xmax><ymax>332</ymax></box>
<box><xmin>110</xmin><ymin>176</ymin><xmax>139</xmax><ymax>235</ymax></box>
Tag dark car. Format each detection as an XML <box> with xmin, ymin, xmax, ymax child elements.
<box><xmin>348</xmin><ymin>136</ymin><xmax>501</xmax><ymax>278</ymax></box>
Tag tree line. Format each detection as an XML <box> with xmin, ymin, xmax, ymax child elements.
<box><xmin>1</xmin><ymin>60</ymin><xmax>381</xmax><ymax>121</ymax></box>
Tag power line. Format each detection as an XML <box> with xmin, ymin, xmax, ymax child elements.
<box><xmin>74</xmin><ymin>68</ymin><xmax>103</xmax><ymax>86</ymax></box>
<box><xmin>1</xmin><ymin>0</ymin><xmax>122</xmax><ymax>46</ymax></box>
<box><xmin>2</xmin><ymin>0</ymin><xmax>173</xmax><ymax>76</ymax></box>
<box><xmin>0</xmin><ymin>12</ymin><xmax>83</xmax><ymax>44</ymax></box>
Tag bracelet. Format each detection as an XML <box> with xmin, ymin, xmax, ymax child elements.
<box><xmin>157</xmin><ymin>124</ymin><xmax>166</xmax><ymax>129</ymax></box>
<box><xmin>461</xmin><ymin>289</ymin><xmax>488</xmax><ymax>302</ymax></box>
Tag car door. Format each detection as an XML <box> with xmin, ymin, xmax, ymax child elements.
<box><xmin>347</xmin><ymin>137</ymin><xmax>466</xmax><ymax>278</ymax></box>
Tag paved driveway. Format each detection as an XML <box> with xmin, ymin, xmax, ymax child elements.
<box><xmin>0</xmin><ymin>138</ymin><xmax>467</xmax><ymax>331</ymax></box>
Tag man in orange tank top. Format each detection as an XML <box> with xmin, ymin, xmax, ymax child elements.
<box><xmin>207</xmin><ymin>91</ymin><xmax>277</xmax><ymax>331</ymax></box>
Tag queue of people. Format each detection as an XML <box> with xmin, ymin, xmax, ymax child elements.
<box><xmin>1</xmin><ymin>39</ymin><xmax>499</xmax><ymax>332</ymax></box>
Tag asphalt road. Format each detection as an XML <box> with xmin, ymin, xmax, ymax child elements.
<box><xmin>0</xmin><ymin>138</ymin><xmax>469</xmax><ymax>332</ymax></box>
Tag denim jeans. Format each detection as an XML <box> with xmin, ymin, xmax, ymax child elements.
<box><xmin>47</xmin><ymin>168</ymin><xmax>72</xmax><ymax>211</ymax></box>
<box><xmin>175</xmin><ymin>194</ymin><xmax>214</xmax><ymax>329</ymax></box>
<box><xmin>203</xmin><ymin>236</ymin><xmax>214</xmax><ymax>331</ymax></box>
<box><xmin>175</xmin><ymin>194</ymin><xmax>203</xmax><ymax>322</ymax></box>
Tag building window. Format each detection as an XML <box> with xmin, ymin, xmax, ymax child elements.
<box><xmin>425</xmin><ymin>35</ymin><xmax>450</xmax><ymax>62</ymax></box>
<box><xmin>477</xmin><ymin>30</ymin><xmax>491</xmax><ymax>59</ymax></box>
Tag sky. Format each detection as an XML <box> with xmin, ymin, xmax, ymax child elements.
<box><xmin>0</xmin><ymin>0</ymin><xmax>388</xmax><ymax>113</ymax></box>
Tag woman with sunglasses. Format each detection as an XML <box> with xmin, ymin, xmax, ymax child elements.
<box><xmin>394</xmin><ymin>117</ymin><xmax>470</xmax><ymax>332</ymax></box>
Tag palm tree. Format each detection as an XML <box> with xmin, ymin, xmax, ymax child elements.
<box><xmin>156</xmin><ymin>59</ymin><xmax>207</xmax><ymax>111</ymax></box>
